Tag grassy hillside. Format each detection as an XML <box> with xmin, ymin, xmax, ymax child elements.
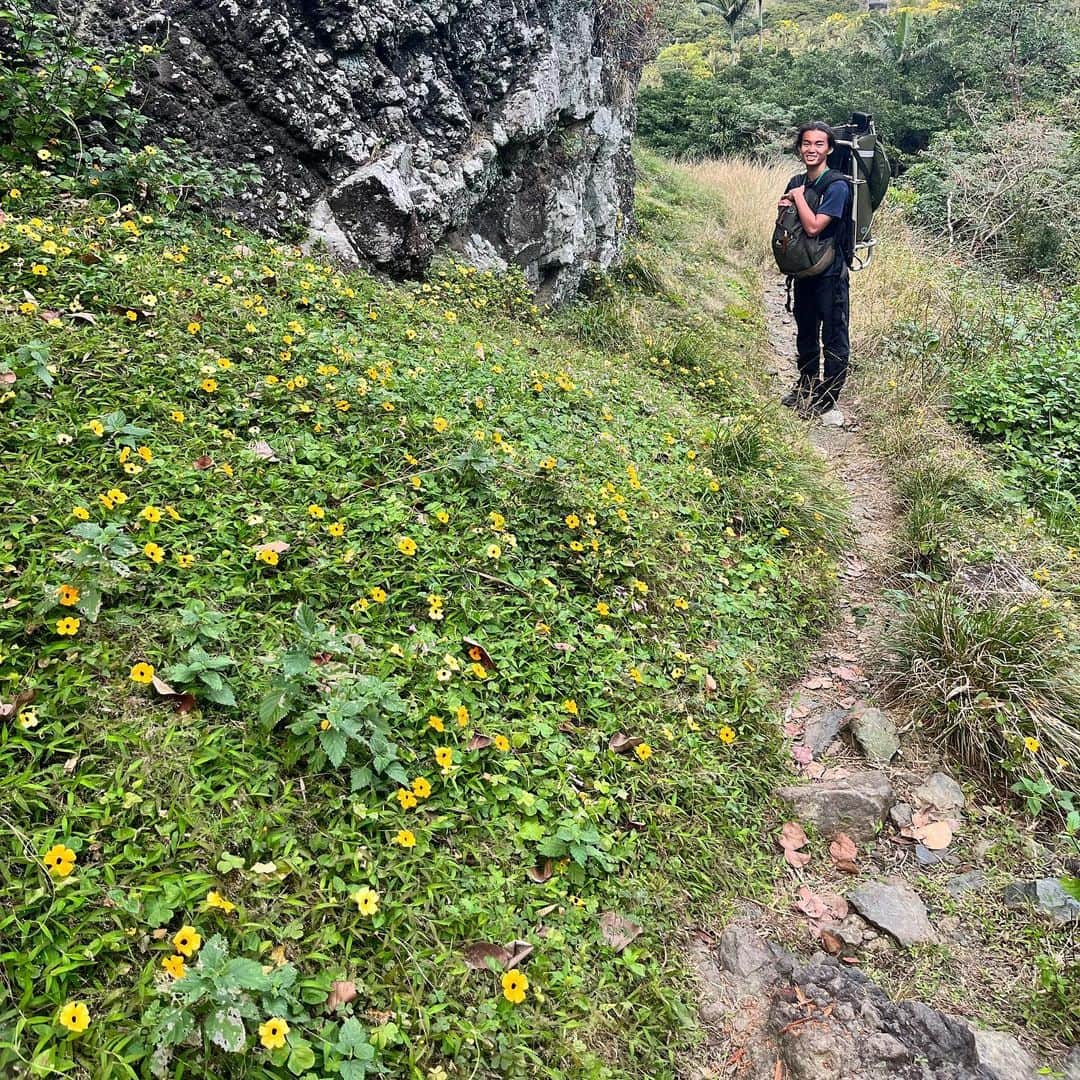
<box><xmin>0</xmin><ymin>154</ymin><xmax>844</xmax><ymax>1078</ymax></box>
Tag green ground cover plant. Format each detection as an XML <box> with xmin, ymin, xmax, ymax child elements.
<box><xmin>0</xmin><ymin>150</ymin><xmax>844</xmax><ymax>1078</ymax></box>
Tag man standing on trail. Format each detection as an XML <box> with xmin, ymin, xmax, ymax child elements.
<box><xmin>778</xmin><ymin>122</ymin><xmax>851</xmax><ymax>418</ymax></box>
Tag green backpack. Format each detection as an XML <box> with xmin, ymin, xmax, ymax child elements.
<box><xmin>771</xmin><ymin>169</ymin><xmax>849</xmax><ymax>279</ymax></box>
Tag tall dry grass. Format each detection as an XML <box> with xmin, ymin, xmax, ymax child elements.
<box><xmin>681</xmin><ymin>157</ymin><xmax>791</xmax><ymax>271</ymax></box>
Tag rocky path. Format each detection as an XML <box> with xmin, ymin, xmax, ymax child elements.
<box><xmin>680</xmin><ymin>277</ymin><xmax>1078</xmax><ymax>1080</ymax></box>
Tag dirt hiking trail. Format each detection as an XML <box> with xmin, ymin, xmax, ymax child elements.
<box><xmin>676</xmin><ymin>275</ymin><xmax>1074</xmax><ymax>1080</ymax></box>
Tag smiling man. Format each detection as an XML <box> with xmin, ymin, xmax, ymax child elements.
<box><xmin>778</xmin><ymin>122</ymin><xmax>852</xmax><ymax>418</ymax></box>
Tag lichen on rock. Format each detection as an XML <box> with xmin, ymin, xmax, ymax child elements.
<box><xmin>101</xmin><ymin>0</ymin><xmax>648</xmax><ymax>302</ymax></box>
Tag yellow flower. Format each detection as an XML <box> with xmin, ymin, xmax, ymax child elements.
<box><xmin>308</xmin><ymin>504</ymin><xmax>325</xmax><ymax>519</ymax></box>
<box><xmin>176</xmin><ymin>553</ymin><xmax>195</xmax><ymax>569</ymax></box>
<box><xmin>170</xmin><ymin>409</ymin><xmax>185</xmax><ymax>424</ymax></box>
<box><xmin>30</xmin><ymin>263</ymin><xmax>48</xmax><ymax>276</ymax></box>
<box><xmin>351</xmin><ymin>887</ymin><xmax>379</xmax><ymax>915</ymax></box>
<box><xmin>43</xmin><ymin>843</ymin><xmax>76</xmax><ymax>877</ymax></box>
<box><xmin>138</xmin><ymin>446</ymin><xmax>153</xmax><ymax>463</ymax></box>
<box><xmin>435</xmin><ymin>746</ymin><xmax>454</xmax><ymax>769</ymax></box>
<box><xmin>130</xmin><ymin>662</ymin><xmax>155</xmax><ymax>684</ymax></box>
<box><xmin>72</xmin><ymin>506</ymin><xmax>90</xmax><ymax>521</ymax></box>
<box><xmin>369</xmin><ymin>586</ymin><xmax>387</xmax><ymax>603</ymax></box>
<box><xmin>428</xmin><ymin>715</ymin><xmax>445</xmax><ymax>733</ymax></box>
<box><xmin>206</xmin><ymin>890</ymin><xmax>235</xmax><ymax>913</ymax></box>
<box><xmin>87</xmin><ymin>420</ymin><xmax>105</xmax><ymax>437</ymax></box>
<box><xmin>486</xmin><ymin>543</ymin><xmax>502</xmax><ymax>560</ymax></box>
<box><xmin>172</xmin><ymin>926</ymin><xmax>202</xmax><ymax>957</ymax></box>
<box><xmin>258</xmin><ymin>1018</ymin><xmax>289</xmax><ymax>1050</ymax></box>
<box><xmin>201</xmin><ymin>378</ymin><xmax>218</xmax><ymax>393</ymax></box>
<box><xmin>434</xmin><ymin>509</ymin><xmax>450</xmax><ymax>525</ymax></box>
<box><xmin>141</xmin><ymin>505</ymin><xmax>162</xmax><ymax>523</ymax></box>
<box><xmin>562</xmin><ymin>699</ymin><xmax>579</xmax><ymax>716</ymax></box>
<box><xmin>58</xmin><ymin>584</ymin><xmax>80</xmax><ymax>607</ymax></box>
<box><xmin>565</xmin><ymin>513</ymin><xmax>580</xmax><ymax>529</ymax></box>
<box><xmin>433</xmin><ymin>416</ymin><xmax>449</xmax><ymax>433</ymax></box>
<box><xmin>58</xmin><ymin>1002</ymin><xmax>91</xmax><ymax>1033</ymax></box>
<box><xmin>256</xmin><ymin>548</ymin><xmax>279</xmax><ymax>566</ymax></box>
<box><xmin>501</xmin><ymin>969</ymin><xmax>528</xmax><ymax>1004</ymax></box>
<box><xmin>673</xmin><ymin>597</ymin><xmax>689</xmax><ymax>611</ymax></box>
<box><xmin>393</xmin><ymin>828</ymin><xmax>416</xmax><ymax>848</ymax></box>
<box><xmin>56</xmin><ymin>617</ymin><xmax>80</xmax><ymax>636</ymax></box>
<box><xmin>161</xmin><ymin>954</ymin><xmax>186</xmax><ymax>979</ymax></box>
<box><xmin>494</xmin><ymin>734</ymin><xmax>510</xmax><ymax>752</ymax></box>
<box><xmin>187</xmin><ymin>321</ymin><xmax>201</xmax><ymax>334</ymax></box>
<box><xmin>455</xmin><ymin>705</ymin><xmax>469</xmax><ymax>727</ymax></box>
<box><xmin>718</xmin><ymin>725</ymin><xmax>736</xmax><ymax>745</ymax></box>
<box><xmin>143</xmin><ymin>542</ymin><xmax>164</xmax><ymax>564</ymax></box>
<box><xmin>628</xmin><ymin>667</ymin><xmax>642</xmax><ymax>684</ymax></box>
<box><xmin>596</xmin><ymin>601</ymin><xmax>610</xmax><ymax>616</ymax></box>
<box><xmin>635</xmin><ymin>743</ymin><xmax>653</xmax><ymax>762</ymax></box>
<box><xmin>397</xmin><ymin>537</ymin><xmax>418</xmax><ymax>557</ymax></box>
<box><xmin>540</xmin><ymin>457</ymin><xmax>556</xmax><ymax>470</ymax></box>
<box><xmin>632</xmin><ymin>579</ymin><xmax>648</xmax><ymax>595</ymax></box>
<box><xmin>411</xmin><ymin>777</ymin><xmax>432</xmax><ymax>799</ymax></box>
<box><xmin>1024</xmin><ymin>736</ymin><xmax>1041</xmax><ymax>754</ymax></box>
<box><xmin>395</xmin><ymin>787</ymin><xmax>418</xmax><ymax>810</ymax></box>
<box><xmin>327</xmin><ymin>521</ymin><xmax>345</xmax><ymax>537</ymax></box>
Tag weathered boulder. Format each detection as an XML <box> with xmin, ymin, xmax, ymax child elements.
<box><xmin>695</xmin><ymin>923</ymin><xmax>1021</xmax><ymax>1079</ymax></box>
<box><xmin>778</xmin><ymin>771</ymin><xmax>893</xmax><ymax>841</ymax></box>
<box><xmin>99</xmin><ymin>0</ymin><xmax>648</xmax><ymax>301</ymax></box>
<box><xmin>1002</xmin><ymin>878</ymin><xmax>1080</xmax><ymax>925</ymax></box>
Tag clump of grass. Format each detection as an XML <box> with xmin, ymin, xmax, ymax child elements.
<box><xmin>881</xmin><ymin>586</ymin><xmax>1080</xmax><ymax>786</ymax></box>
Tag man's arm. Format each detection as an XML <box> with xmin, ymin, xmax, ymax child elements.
<box><xmin>788</xmin><ymin>186</ymin><xmax>834</xmax><ymax>237</ymax></box>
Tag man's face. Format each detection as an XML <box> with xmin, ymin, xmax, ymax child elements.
<box><xmin>800</xmin><ymin>131</ymin><xmax>830</xmax><ymax>167</ymax></box>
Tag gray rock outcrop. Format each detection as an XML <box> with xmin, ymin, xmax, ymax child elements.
<box><xmin>100</xmin><ymin>0</ymin><xmax>648</xmax><ymax>301</ymax></box>
<box><xmin>778</xmin><ymin>771</ymin><xmax>893</xmax><ymax>841</ymax></box>
<box><xmin>689</xmin><ymin>923</ymin><xmax>1045</xmax><ymax>1079</ymax></box>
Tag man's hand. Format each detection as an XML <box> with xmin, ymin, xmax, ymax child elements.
<box><xmin>788</xmin><ymin>185</ymin><xmax>806</xmax><ymax>202</ymax></box>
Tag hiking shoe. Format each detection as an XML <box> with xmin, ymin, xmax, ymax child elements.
<box><xmin>781</xmin><ymin>381</ymin><xmax>816</xmax><ymax>409</ymax></box>
<box><xmin>801</xmin><ymin>393</ymin><xmax>838</xmax><ymax>418</ymax></box>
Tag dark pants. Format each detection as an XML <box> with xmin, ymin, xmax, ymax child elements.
<box><xmin>793</xmin><ymin>266</ymin><xmax>850</xmax><ymax>403</ymax></box>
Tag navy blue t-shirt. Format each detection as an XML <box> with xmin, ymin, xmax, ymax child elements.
<box><xmin>786</xmin><ymin>172</ymin><xmax>850</xmax><ymax>275</ymax></box>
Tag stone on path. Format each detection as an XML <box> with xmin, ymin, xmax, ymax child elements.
<box><xmin>802</xmin><ymin>708</ymin><xmax>847</xmax><ymax>758</ymax></box>
<box><xmin>703</xmin><ymin>922</ymin><xmax>1007</xmax><ymax>1078</ymax></box>
<box><xmin>778</xmin><ymin>771</ymin><xmax>892</xmax><ymax>842</ymax></box>
<box><xmin>848</xmin><ymin>880</ymin><xmax>938</xmax><ymax>946</ymax></box>
<box><xmin>915</xmin><ymin>772</ymin><xmax>965</xmax><ymax>812</ymax></box>
<box><xmin>851</xmin><ymin>706</ymin><xmax>899</xmax><ymax>763</ymax></box>
<box><xmin>889</xmin><ymin>802</ymin><xmax>913</xmax><ymax>828</ymax></box>
<box><xmin>819</xmin><ymin>408</ymin><xmax>845</xmax><ymax>427</ymax></box>
<box><xmin>915</xmin><ymin>844</ymin><xmax>958</xmax><ymax>869</ymax></box>
<box><xmin>945</xmin><ymin>870</ymin><xmax>987</xmax><ymax>899</ymax></box>
<box><xmin>972</xmin><ymin>1028</ymin><xmax>1041</xmax><ymax>1080</ymax></box>
<box><xmin>1002</xmin><ymin>879</ymin><xmax>1080</xmax><ymax>925</ymax></box>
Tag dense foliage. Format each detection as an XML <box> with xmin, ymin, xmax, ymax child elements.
<box><xmin>0</xmin><ymin>140</ymin><xmax>846</xmax><ymax>1077</ymax></box>
<box><xmin>639</xmin><ymin>0</ymin><xmax>1080</xmax><ymax>277</ymax></box>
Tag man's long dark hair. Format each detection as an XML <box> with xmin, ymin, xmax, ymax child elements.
<box><xmin>794</xmin><ymin>121</ymin><xmax>836</xmax><ymax>152</ymax></box>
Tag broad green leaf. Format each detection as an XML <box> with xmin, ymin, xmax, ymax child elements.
<box><xmin>204</xmin><ymin>1006</ymin><xmax>246</xmax><ymax>1053</ymax></box>
<box><xmin>218</xmin><ymin>957</ymin><xmax>270</xmax><ymax>992</ymax></box>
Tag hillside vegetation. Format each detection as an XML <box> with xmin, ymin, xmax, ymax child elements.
<box><xmin>0</xmin><ymin>148</ymin><xmax>846</xmax><ymax>1078</ymax></box>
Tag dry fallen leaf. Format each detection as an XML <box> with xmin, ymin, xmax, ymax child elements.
<box><xmin>505</xmin><ymin>940</ymin><xmax>534</xmax><ymax>968</ymax></box>
<box><xmin>193</xmin><ymin>455</ymin><xmax>214</xmax><ymax>470</ymax></box>
<box><xmin>779</xmin><ymin>822</ymin><xmax>809</xmax><ymax>851</ymax></box>
<box><xmin>462</xmin><ymin>637</ymin><xmax>497</xmax><ymax>671</ymax></box>
<box><xmin>919</xmin><ymin>820</ymin><xmax>954</xmax><ymax>850</ymax></box>
<box><xmin>829</xmin><ymin>833</ymin><xmax>858</xmax><ymax>865</ymax></box>
<box><xmin>820</xmin><ymin>929</ymin><xmax>845</xmax><ymax>955</ymax></box>
<box><xmin>325</xmin><ymin>980</ymin><xmax>357</xmax><ymax>1010</ymax></box>
<box><xmin>599</xmin><ymin>912</ymin><xmax>642</xmax><ymax>953</ymax></box>
<box><xmin>526</xmin><ymin>860</ymin><xmax>553</xmax><ymax>883</ymax></box>
<box><xmin>257</xmin><ymin>541</ymin><xmax>291</xmax><ymax>555</ymax></box>
<box><xmin>249</xmin><ymin>440</ymin><xmax>280</xmax><ymax>462</ymax></box>
<box><xmin>250</xmin><ymin>861</ymin><xmax>277</xmax><ymax>875</ymax></box>
<box><xmin>792</xmin><ymin>744</ymin><xmax>813</xmax><ymax>765</ymax></box>
<box><xmin>704</xmin><ymin>672</ymin><xmax>718</xmax><ymax>694</ymax></box>
<box><xmin>463</xmin><ymin>942</ymin><xmax>512</xmax><ymax>971</ymax></box>
<box><xmin>467</xmin><ymin>734</ymin><xmax>493</xmax><ymax>751</ymax></box>
<box><xmin>608</xmin><ymin>732</ymin><xmax>643</xmax><ymax>755</ymax></box>
<box><xmin>784</xmin><ymin>848</ymin><xmax>812</xmax><ymax>869</ymax></box>
<box><xmin>151</xmin><ymin>675</ymin><xmax>178</xmax><ymax>697</ymax></box>
<box><xmin>268</xmin><ymin>944</ymin><xmax>288</xmax><ymax>967</ymax></box>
